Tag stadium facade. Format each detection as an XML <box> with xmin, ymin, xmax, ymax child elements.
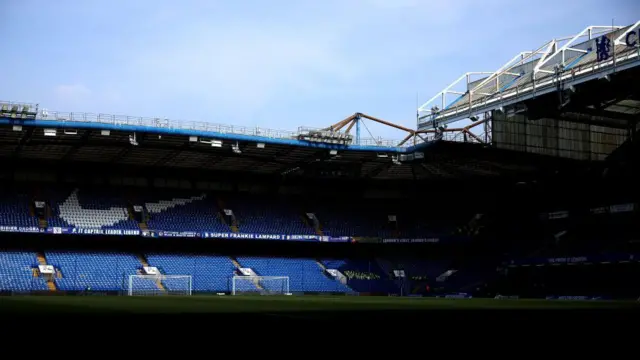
<box><xmin>0</xmin><ymin>20</ymin><xmax>639</xmax><ymax>301</ymax></box>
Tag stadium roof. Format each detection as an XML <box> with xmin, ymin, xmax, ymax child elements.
<box><xmin>418</xmin><ymin>20</ymin><xmax>640</xmax><ymax>129</ymax></box>
<box><xmin>0</xmin><ymin>103</ymin><xmax>433</xmax><ymax>154</ymax></box>
<box><xmin>4</xmin><ymin>22</ymin><xmax>634</xmax><ymax>180</ymax></box>
<box><xmin>0</xmin><ymin>123</ymin><xmax>586</xmax><ymax>180</ymax></box>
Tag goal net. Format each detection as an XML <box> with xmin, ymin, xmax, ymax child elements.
<box><xmin>127</xmin><ymin>275</ymin><xmax>192</xmax><ymax>296</ymax></box>
<box><xmin>232</xmin><ymin>275</ymin><xmax>289</xmax><ymax>295</ymax></box>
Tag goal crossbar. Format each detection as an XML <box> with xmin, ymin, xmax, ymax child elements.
<box><xmin>127</xmin><ymin>274</ymin><xmax>192</xmax><ymax>296</ymax></box>
<box><xmin>231</xmin><ymin>275</ymin><xmax>289</xmax><ymax>295</ymax></box>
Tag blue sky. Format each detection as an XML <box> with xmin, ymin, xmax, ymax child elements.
<box><xmin>1</xmin><ymin>0</ymin><xmax>638</xmax><ymax>141</ymax></box>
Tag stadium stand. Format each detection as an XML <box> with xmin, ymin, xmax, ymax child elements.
<box><xmin>235</xmin><ymin>257</ymin><xmax>351</xmax><ymax>293</ymax></box>
<box><xmin>223</xmin><ymin>194</ymin><xmax>315</xmax><ymax>235</ymax></box>
<box><xmin>46</xmin><ymin>252</ymin><xmax>143</xmax><ymax>291</ymax></box>
<box><xmin>142</xmin><ymin>192</ymin><xmax>227</xmax><ymax>233</ymax></box>
<box><xmin>2</xmin><ymin>185</ymin><xmax>473</xmax><ymax>240</ymax></box>
<box><xmin>0</xmin><ymin>189</ymin><xmax>39</xmax><ymax>228</ymax></box>
<box><xmin>145</xmin><ymin>254</ymin><xmax>235</xmax><ymax>292</ymax></box>
<box><xmin>0</xmin><ymin>252</ymin><xmax>48</xmax><ymax>292</ymax></box>
<box><xmin>1</xmin><ymin>21</ymin><xmax>639</xmax><ymax>302</ymax></box>
<box><xmin>0</xmin><ymin>183</ymin><xmax>637</xmax><ymax>297</ymax></box>
<box><xmin>47</xmin><ymin>188</ymin><xmax>139</xmax><ymax>231</ymax></box>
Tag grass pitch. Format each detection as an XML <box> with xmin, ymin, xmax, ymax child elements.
<box><xmin>0</xmin><ymin>295</ymin><xmax>638</xmax><ymax>314</ymax></box>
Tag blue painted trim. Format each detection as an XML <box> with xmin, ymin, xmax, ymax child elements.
<box><xmin>564</xmin><ymin>51</ymin><xmax>590</xmax><ymax>70</ymax></box>
<box><xmin>0</xmin><ymin>118</ymin><xmax>427</xmax><ymax>153</ymax></box>
<box><xmin>443</xmin><ymin>93</ymin><xmax>466</xmax><ymax>111</ymax></box>
<box><xmin>498</xmin><ymin>74</ymin><xmax>522</xmax><ymax>92</ymax></box>
<box><xmin>421</xmin><ymin>93</ymin><xmax>466</xmax><ymax>126</ymax></box>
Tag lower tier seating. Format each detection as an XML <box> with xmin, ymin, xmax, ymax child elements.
<box><xmin>0</xmin><ymin>251</ymin><xmax>452</xmax><ymax>294</ymax></box>
<box><xmin>46</xmin><ymin>252</ymin><xmax>142</xmax><ymax>291</ymax></box>
<box><xmin>0</xmin><ymin>251</ymin><xmax>48</xmax><ymax>291</ymax></box>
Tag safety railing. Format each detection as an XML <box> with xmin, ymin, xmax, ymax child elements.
<box><xmin>0</xmin><ymin>102</ymin><xmax>413</xmax><ymax>148</ymax></box>
<box><xmin>419</xmin><ymin>44</ymin><xmax>640</xmax><ymax>126</ymax></box>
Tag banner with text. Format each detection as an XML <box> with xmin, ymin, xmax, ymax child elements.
<box><xmin>46</xmin><ymin>227</ymin><xmax>141</xmax><ymax>236</ymax></box>
<box><xmin>0</xmin><ymin>225</ymin><xmax>449</xmax><ymax>244</ymax></box>
<box><xmin>0</xmin><ymin>226</ymin><xmax>43</xmax><ymax>233</ymax></box>
<box><xmin>508</xmin><ymin>253</ymin><xmax>638</xmax><ymax>266</ymax></box>
<box><xmin>201</xmin><ymin>232</ymin><xmax>351</xmax><ymax>242</ymax></box>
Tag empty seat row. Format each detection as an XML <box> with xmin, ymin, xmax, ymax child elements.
<box><xmin>0</xmin><ymin>251</ymin><xmax>443</xmax><ymax>294</ymax></box>
<box><xmin>0</xmin><ymin>186</ymin><xmax>472</xmax><ymax>238</ymax></box>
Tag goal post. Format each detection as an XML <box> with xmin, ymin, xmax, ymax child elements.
<box><xmin>127</xmin><ymin>275</ymin><xmax>192</xmax><ymax>296</ymax></box>
<box><xmin>232</xmin><ymin>275</ymin><xmax>290</xmax><ymax>295</ymax></box>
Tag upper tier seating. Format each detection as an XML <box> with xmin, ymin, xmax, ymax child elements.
<box><xmin>311</xmin><ymin>200</ymin><xmax>469</xmax><ymax>239</ymax></box>
<box><xmin>0</xmin><ymin>185</ymin><xmax>472</xmax><ymax>239</ymax></box>
<box><xmin>225</xmin><ymin>195</ymin><xmax>315</xmax><ymax>235</ymax></box>
<box><xmin>47</xmin><ymin>187</ymin><xmax>139</xmax><ymax>230</ymax></box>
<box><xmin>0</xmin><ymin>190</ymin><xmax>39</xmax><ymax>228</ymax></box>
<box><xmin>142</xmin><ymin>192</ymin><xmax>229</xmax><ymax>233</ymax></box>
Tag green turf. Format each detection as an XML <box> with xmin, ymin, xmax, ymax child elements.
<box><xmin>0</xmin><ymin>295</ymin><xmax>638</xmax><ymax>314</ymax></box>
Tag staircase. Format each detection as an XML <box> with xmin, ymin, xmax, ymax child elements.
<box><xmin>43</xmin><ymin>204</ymin><xmax>52</xmax><ymax>229</ymax></box>
<box><xmin>33</xmin><ymin>202</ymin><xmax>49</xmax><ymax>229</ymax></box>
<box><xmin>216</xmin><ymin>198</ymin><xmax>239</xmax><ymax>232</ymax></box>
<box><xmin>229</xmin><ymin>257</ymin><xmax>242</xmax><ymax>269</ymax></box>
<box><xmin>315</xmin><ymin>260</ymin><xmax>328</xmax><ymax>272</ymax></box>
<box><xmin>312</xmin><ymin>215</ymin><xmax>324</xmax><ymax>236</ymax></box>
<box><xmin>302</xmin><ymin>214</ymin><xmax>318</xmax><ymax>234</ymax></box>
<box><xmin>138</xmin><ymin>254</ymin><xmax>165</xmax><ymax>292</ymax></box>
<box><xmin>316</xmin><ymin>260</ymin><xmax>348</xmax><ymax>285</ymax></box>
<box><xmin>229</xmin><ymin>257</ymin><xmax>263</xmax><ymax>291</ymax></box>
<box><xmin>36</xmin><ymin>252</ymin><xmax>57</xmax><ymax>291</ymax></box>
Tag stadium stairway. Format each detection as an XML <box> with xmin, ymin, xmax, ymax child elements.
<box><xmin>127</xmin><ymin>203</ymin><xmax>149</xmax><ymax>231</ymax></box>
<box><xmin>127</xmin><ymin>204</ymin><xmax>134</xmax><ymax>220</ymax></box>
<box><xmin>312</xmin><ymin>215</ymin><xmax>324</xmax><ymax>236</ymax></box>
<box><xmin>315</xmin><ymin>260</ymin><xmax>328</xmax><ymax>272</ymax></box>
<box><xmin>28</xmin><ymin>193</ymin><xmax>49</xmax><ymax>229</ymax></box>
<box><xmin>300</xmin><ymin>212</ymin><xmax>324</xmax><ymax>236</ymax></box>
<box><xmin>231</xmin><ymin>257</ymin><xmax>263</xmax><ymax>291</ymax></box>
<box><xmin>315</xmin><ymin>259</ymin><xmax>350</xmax><ymax>286</ymax></box>
<box><xmin>229</xmin><ymin>257</ymin><xmax>242</xmax><ymax>269</ymax></box>
<box><xmin>139</xmin><ymin>254</ymin><xmax>165</xmax><ymax>292</ymax></box>
<box><xmin>216</xmin><ymin>198</ymin><xmax>238</xmax><ymax>232</ymax></box>
<box><xmin>36</xmin><ymin>252</ymin><xmax>56</xmax><ymax>291</ymax></box>
<box><xmin>38</xmin><ymin>203</ymin><xmax>49</xmax><ymax>229</ymax></box>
